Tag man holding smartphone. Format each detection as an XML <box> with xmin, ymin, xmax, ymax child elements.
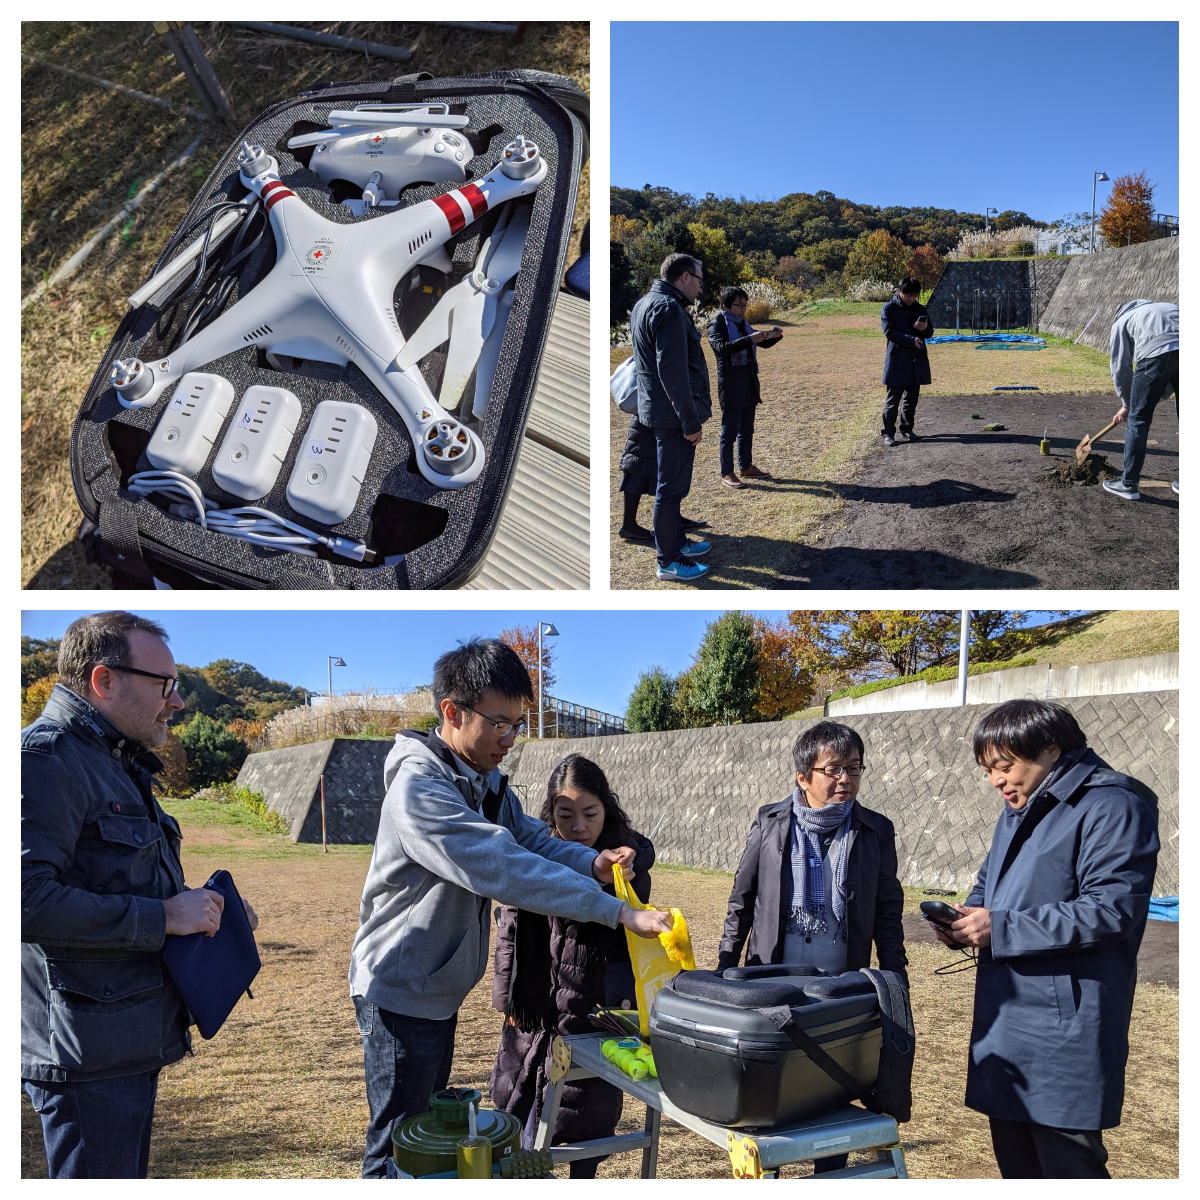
<box><xmin>880</xmin><ymin>276</ymin><xmax>934</xmax><ymax>447</ymax></box>
<box><xmin>926</xmin><ymin>700</ymin><xmax>1158</xmax><ymax>1179</ymax></box>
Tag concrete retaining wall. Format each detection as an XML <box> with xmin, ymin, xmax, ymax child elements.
<box><xmin>826</xmin><ymin>653</ymin><xmax>1178</xmax><ymax>716</ymax></box>
<box><xmin>1039</xmin><ymin>238</ymin><xmax>1178</xmax><ymax>351</ymax></box>
<box><xmin>237</xmin><ymin>737</ymin><xmax>394</xmax><ymax>844</ymax></box>
<box><xmin>504</xmin><ymin>693</ymin><xmax>1178</xmax><ymax>896</ymax></box>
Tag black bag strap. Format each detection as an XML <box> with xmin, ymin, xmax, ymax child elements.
<box><xmin>387</xmin><ymin>72</ymin><xmax>433</xmax><ymax>102</ymax></box>
<box><xmin>760</xmin><ymin>1005</ymin><xmax>875</xmax><ymax>1108</ymax></box>
<box><xmin>97</xmin><ymin>494</ymin><xmax>149</xmax><ymax>574</ymax></box>
<box><xmin>859</xmin><ymin>967</ymin><xmax>914</xmax><ymax>1054</ymax></box>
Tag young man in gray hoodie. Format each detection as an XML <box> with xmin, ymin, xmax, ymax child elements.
<box><xmin>348</xmin><ymin>638</ymin><xmax>673</xmax><ymax>1177</ymax></box>
<box><xmin>1102</xmin><ymin>299</ymin><xmax>1179</xmax><ymax>501</ymax></box>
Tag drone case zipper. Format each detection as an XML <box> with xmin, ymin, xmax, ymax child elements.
<box><xmin>69</xmin><ymin>69</ymin><xmax>587</xmax><ymax>590</ymax></box>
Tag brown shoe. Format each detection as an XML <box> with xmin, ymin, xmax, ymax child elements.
<box><xmin>721</xmin><ymin>474</ymin><xmax>746</xmax><ymax>489</ymax></box>
<box><xmin>739</xmin><ymin>464</ymin><xmax>772</xmax><ymax>479</ymax></box>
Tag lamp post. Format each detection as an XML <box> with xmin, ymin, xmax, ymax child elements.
<box><xmin>957</xmin><ymin>611</ymin><xmax>971</xmax><ymax>706</ymax></box>
<box><xmin>537</xmin><ymin>622</ymin><xmax>559</xmax><ymax>738</ymax></box>
<box><xmin>1090</xmin><ymin>172</ymin><xmax>1110</xmax><ymax>253</ymax></box>
<box><xmin>327</xmin><ymin>655</ymin><xmax>346</xmax><ymax>697</ymax></box>
<box><xmin>985</xmin><ymin>207</ymin><xmax>998</xmax><ymax>236</ymax></box>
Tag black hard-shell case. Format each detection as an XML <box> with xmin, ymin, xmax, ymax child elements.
<box><xmin>69</xmin><ymin>70</ymin><xmax>588</xmax><ymax>589</ymax></box>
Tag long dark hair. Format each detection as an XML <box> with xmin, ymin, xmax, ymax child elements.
<box><xmin>539</xmin><ymin>754</ymin><xmax>633</xmax><ymax>846</ymax></box>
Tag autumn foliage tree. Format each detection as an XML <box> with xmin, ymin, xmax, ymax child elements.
<box><xmin>499</xmin><ymin>624</ymin><xmax>556</xmax><ymax>727</ymax></box>
<box><xmin>903</xmin><ymin>243</ymin><xmax>945</xmax><ymax>291</ymax></box>
<box><xmin>750</xmin><ymin>617</ymin><xmax>817</xmax><ymax>720</ymax></box>
<box><xmin>843</xmin><ymin>229</ymin><xmax>909</xmax><ymax>285</ymax></box>
<box><xmin>1098</xmin><ymin>172</ymin><xmax>1155</xmax><ymax>248</ymax></box>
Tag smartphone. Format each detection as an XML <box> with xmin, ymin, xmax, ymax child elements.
<box><xmin>920</xmin><ymin>900</ymin><xmax>960</xmax><ymax>928</ymax></box>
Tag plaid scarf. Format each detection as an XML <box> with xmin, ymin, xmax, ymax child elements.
<box><xmin>786</xmin><ymin>786</ymin><xmax>855</xmax><ymax>941</ymax></box>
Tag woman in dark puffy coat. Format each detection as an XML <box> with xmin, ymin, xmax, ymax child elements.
<box><xmin>489</xmin><ymin>754</ymin><xmax>653</xmax><ymax>1178</ymax></box>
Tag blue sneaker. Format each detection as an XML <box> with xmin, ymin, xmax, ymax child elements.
<box><xmin>680</xmin><ymin>539</ymin><xmax>711</xmax><ymax>558</ymax></box>
<box><xmin>656</xmin><ymin>559</ymin><xmax>710</xmax><ymax>582</ymax></box>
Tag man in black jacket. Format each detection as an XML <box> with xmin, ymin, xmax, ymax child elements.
<box><xmin>21</xmin><ymin>611</ymin><xmax>258</xmax><ymax>1178</ymax></box>
<box><xmin>629</xmin><ymin>252</ymin><xmax>713</xmax><ymax>582</ymax></box>
<box><xmin>707</xmin><ymin>286</ymin><xmax>781</xmax><ymax>489</ymax></box>
<box><xmin>880</xmin><ymin>275</ymin><xmax>934</xmax><ymax>447</ymax></box>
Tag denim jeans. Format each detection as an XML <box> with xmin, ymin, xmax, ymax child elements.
<box><xmin>354</xmin><ymin>995</ymin><xmax>458</xmax><ymax>1178</ymax></box>
<box><xmin>719</xmin><ymin>405</ymin><xmax>757</xmax><ymax>476</ymax></box>
<box><xmin>881</xmin><ymin>385</ymin><xmax>920</xmax><ymax>437</ymax></box>
<box><xmin>652</xmin><ymin>426</ymin><xmax>697</xmax><ymax>568</ymax></box>
<box><xmin>1121</xmin><ymin>349</ymin><xmax>1178</xmax><ymax>485</ymax></box>
<box><xmin>23</xmin><ymin>1070</ymin><xmax>159</xmax><ymax>1178</ymax></box>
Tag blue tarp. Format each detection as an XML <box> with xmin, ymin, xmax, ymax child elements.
<box><xmin>1148</xmin><ymin>896</ymin><xmax>1178</xmax><ymax>922</ymax></box>
<box><xmin>927</xmin><ymin>334</ymin><xmax>1045</xmax><ymax>345</ymax></box>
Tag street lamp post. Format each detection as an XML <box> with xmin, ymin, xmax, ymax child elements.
<box><xmin>1090</xmin><ymin>172</ymin><xmax>1110</xmax><ymax>253</ymax></box>
<box><xmin>327</xmin><ymin>655</ymin><xmax>346</xmax><ymax>697</ymax></box>
<box><xmin>537</xmin><ymin>622</ymin><xmax>559</xmax><ymax>738</ymax></box>
<box><xmin>985</xmin><ymin>207</ymin><xmax>998</xmax><ymax>236</ymax></box>
<box><xmin>957</xmin><ymin>610</ymin><xmax>971</xmax><ymax>706</ymax></box>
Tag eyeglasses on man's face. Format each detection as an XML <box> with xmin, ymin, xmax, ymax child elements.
<box><xmin>456</xmin><ymin>702</ymin><xmax>528</xmax><ymax>738</ymax></box>
<box><xmin>107</xmin><ymin>665</ymin><xmax>180</xmax><ymax>699</ymax></box>
<box><xmin>811</xmin><ymin>763</ymin><xmax>865</xmax><ymax>779</ymax></box>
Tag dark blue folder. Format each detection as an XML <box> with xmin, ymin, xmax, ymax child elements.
<box><xmin>162</xmin><ymin>869</ymin><xmax>261</xmax><ymax>1040</ymax></box>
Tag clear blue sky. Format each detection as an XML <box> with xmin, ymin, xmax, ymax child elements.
<box><xmin>22</xmin><ymin>610</ymin><xmax>1078</xmax><ymax>717</ymax></box>
<box><xmin>612</xmin><ymin>22</ymin><xmax>1179</xmax><ymax>221</ymax></box>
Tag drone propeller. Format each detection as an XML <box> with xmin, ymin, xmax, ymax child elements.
<box><xmin>471</xmin><ymin>285</ymin><xmax>516</xmax><ymax>419</ymax></box>
<box><xmin>287</xmin><ymin>107</ymin><xmax>469</xmax><ymax>151</ymax></box>
<box><xmin>395</xmin><ymin>203</ymin><xmax>531</xmax><ymax>410</ymax></box>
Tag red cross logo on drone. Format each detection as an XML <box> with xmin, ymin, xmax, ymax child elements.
<box><xmin>313</xmin><ymin>250</ymin><xmax>324</xmax><ymax>259</ymax></box>
<box><xmin>370</xmin><ymin>134</ymin><xmax>384</xmax><ymax>146</ymax></box>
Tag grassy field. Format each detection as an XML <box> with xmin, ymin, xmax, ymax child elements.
<box><xmin>609</xmin><ymin>304</ymin><xmax>1112</xmax><ymax>589</ymax></box>
<box><xmin>21</xmin><ymin>21</ymin><xmax>589</xmax><ymax>590</ymax></box>
<box><xmin>21</xmin><ymin>805</ymin><xmax>1178</xmax><ymax>1179</ymax></box>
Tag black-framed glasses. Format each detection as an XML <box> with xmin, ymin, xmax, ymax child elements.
<box><xmin>108</xmin><ymin>665</ymin><xmax>180</xmax><ymax>699</ymax></box>
<box><xmin>455</xmin><ymin>702</ymin><xmax>527</xmax><ymax>737</ymax></box>
<box><xmin>812</xmin><ymin>764</ymin><xmax>865</xmax><ymax>779</ymax></box>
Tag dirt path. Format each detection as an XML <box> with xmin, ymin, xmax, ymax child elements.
<box><xmin>22</xmin><ymin>822</ymin><xmax>1178</xmax><ymax>1178</ymax></box>
<box><xmin>790</xmin><ymin>392</ymin><xmax>1178</xmax><ymax>589</ymax></box>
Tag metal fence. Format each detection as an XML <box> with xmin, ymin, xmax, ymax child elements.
<box><xmin>947</xmin><ymin>285</ymin><xmax>1040</xmax><ymax>334</ymax></box>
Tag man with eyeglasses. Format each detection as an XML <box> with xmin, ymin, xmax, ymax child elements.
<box><xmin>22</xmin><ymin>610</ymin><xmax>258</xmax><ymax>1178</ymax></box>
<box><xmin>349</xmin><ymin>637</ymin><xmax>675</xmax><ymax>1178</ymax></box>
<box><xmin>629</xmin><ymin>252</ymin><xmax>714</xmax><ymax>582</ymax></box>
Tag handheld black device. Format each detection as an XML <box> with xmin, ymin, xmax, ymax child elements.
<box><xmin>920</xmin><ymin>900</ymin><xmax>960</xmax><ymax>928</ymax></box>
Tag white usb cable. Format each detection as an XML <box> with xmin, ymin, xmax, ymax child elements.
<box><xmin>126</xmin><ymin>470</ymin><xmax>374</xmax><ymax>563</ymax></box>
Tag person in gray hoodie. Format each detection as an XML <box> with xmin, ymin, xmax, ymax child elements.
<box><xmin>1102</xmin><ymin>299</ymin><xmax>1179</xmax><ymax>501</ymax></box>
<box><xmin>348</xmin><ymin>637</ymin><xmax>673</xmax><ymax>1177</ymax></box>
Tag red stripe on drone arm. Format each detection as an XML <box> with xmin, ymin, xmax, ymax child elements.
<box><xmin>262</xmin><ymin>182</ymin><xmax>294</xmax><ymax>212</ymax></box>
<box><xmin>432</xmin><ymin>192</ymin><xmax>466</xmax><ymax>235</ymax></box>
<box><xmin>459</xmin><ymin>184</ymin><xmax>488</xmax><ymax>219</ymax></box>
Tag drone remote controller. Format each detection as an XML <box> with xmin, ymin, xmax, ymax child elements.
<box><xmin>111</xmin><ymin>135</ymin><xmax>547</xmax><ymax>491</ymax></box>
<box><xmin>212</xmin><ymin>384</ymin><xmax>302</xmax><ymax>501</ymax></box>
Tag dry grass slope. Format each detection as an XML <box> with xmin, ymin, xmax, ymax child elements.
<box><xmin>21</xmin><ymin>810</ymin><xmax>1178</xmax><ymax>1179</ymax></box>
<box><xmin>22</xmin><ymin>21</ymin><xmax>589</xmax><ymax>589</ymax></box>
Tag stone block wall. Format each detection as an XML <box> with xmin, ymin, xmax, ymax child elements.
<box><xmin>1038</xmin><ymin>238</ymin><xmax>1178</xmax><ymax>351</ymax></box>
<box><xmin>926</xmin><ymin>260</ymin><xmax>1035</xmax><ymax>330</ymax></box>
<box><xmin>505</xmin><ymin>693</ymin><xmax>1178</xmax><ymax>895</ymax></box>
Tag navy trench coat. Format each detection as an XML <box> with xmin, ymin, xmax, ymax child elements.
<box><xmin>881</xmin><ymin>295</ymin><xmax>933</xmax><ymax>387</ymax></box>
<box><xmin>963</xmin><ymin>748</ymin><xmax>1159</xmax><ymax>1130</ymax></box>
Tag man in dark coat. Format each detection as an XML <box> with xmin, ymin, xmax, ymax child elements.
<box><xmin>706</xmin><ymin>286</ymin><xmax>782</xmax><ymax>489</ymax></box>
<box><xmin>933</xmin><ymin>700</ymin><xmax>1159</xmax><ymax>1179</ymax></box>
<box><xmin>629</xmin><ymin>252</ymin><xmax>713</xmax><ymax>582</ymax></box>
<box><xmin>880</xmin><ymin>275</ymin><xmax>934</xmax><ymax>447</ymax></box>
<box><xmin>717</xmin><ymin>720</ymin><xmax>907</xmax><ymax>1174</ymax></box>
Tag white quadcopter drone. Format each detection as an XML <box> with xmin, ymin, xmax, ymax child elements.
<box><xmin>111</xmin><ymin>134</ymin><xmax>546</xmax><ymax>490</ymax></box>
<box><xmin>287</xmin><ymin>103</ymin><xmax>475</xmax><ymax>216</ymax></box>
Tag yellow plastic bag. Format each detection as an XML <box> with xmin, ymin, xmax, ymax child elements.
<box><xmin>613</xmin><ymin>867</ymin><xmax>697</xmax><ymax>1036</ymax></box>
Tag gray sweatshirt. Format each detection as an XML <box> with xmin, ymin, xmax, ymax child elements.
<box><xmin>348</xmin><ymin>731</ymin><xmax>625</xmax><ymax>1019</ymax></box>
<box><xmin>1109</xmin><ymin>299</ymin><xmax>1179</xmax><ymax>403</ymax></box>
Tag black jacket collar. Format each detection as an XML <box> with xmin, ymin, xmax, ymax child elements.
<box><xmin>42</xmin><ymin>684</ymin><xmax>164</xmax><ymax>774</ymax></box>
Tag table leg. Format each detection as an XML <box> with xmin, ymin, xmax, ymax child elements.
<box><xmin>640</xmin><ymin>1106</ymin><xmax>661</xmax><ymax>1178</ymax></box>
<box><xmin>534</xmin><ymin>1037</ymin><xmax>572</xmax><ymax>1151</ymax></box>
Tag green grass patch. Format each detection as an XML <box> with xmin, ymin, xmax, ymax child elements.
<box><xmin>787</xmin><ymin>299</ymin><xmax>883</xmax><ymax>319</ymax></box>
<box><xmin>827</xmin><ymin>656</ymin><xmax>1037</xmax><ymax>702</ymax></box>
<box><xmin>654</xmin><ymin>860</ymin><xmax>734</xmax><ymax>881</ymax></box>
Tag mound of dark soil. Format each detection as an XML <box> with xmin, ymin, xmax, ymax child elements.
<box><xmin>1042</xmin><ymin>453</ymin><xmax>1119</xmax><ymax>489</ymax></box>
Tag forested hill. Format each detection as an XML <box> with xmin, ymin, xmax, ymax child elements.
<box><xmin>611</xmin><ymin>184</ymin><xmax>1046</xmax><ymax>267</ymax></box>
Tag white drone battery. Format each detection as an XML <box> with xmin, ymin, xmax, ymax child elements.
<box><xmin>211</xmin><ymin>385</ymin><xmax>302</xmax><ymax>501</ymax></box>
<box><xmin>145</xmin><ymin>372</ymin><xmax>234</xmax><ymax>475</ymax></box>
<box><xmin>286</xmin><ymin>400</ymin><xmax>378</xmax><ymax>525</ymax></box>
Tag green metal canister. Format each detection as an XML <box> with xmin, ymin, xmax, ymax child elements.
<box><xmin>392</xmin><ymin>1087</ymin><xmax>522</xmax><ymax>1177</ymax></box>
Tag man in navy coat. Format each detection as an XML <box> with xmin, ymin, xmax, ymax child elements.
<box><xmin>880</xmin><ymin>275</ymin><xmax>933</xmax><ymax>447</ymax></box>
<box><xmin>931</xmin><ymin>700</ymin><xmax>1159</xmax><ymax>1178</ymax></box>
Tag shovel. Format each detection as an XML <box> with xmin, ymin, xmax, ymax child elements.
<box><xmin>1075</xmin><ymin>417</ymin><xmax>1121</xmax><ymax>464</ymax></box>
